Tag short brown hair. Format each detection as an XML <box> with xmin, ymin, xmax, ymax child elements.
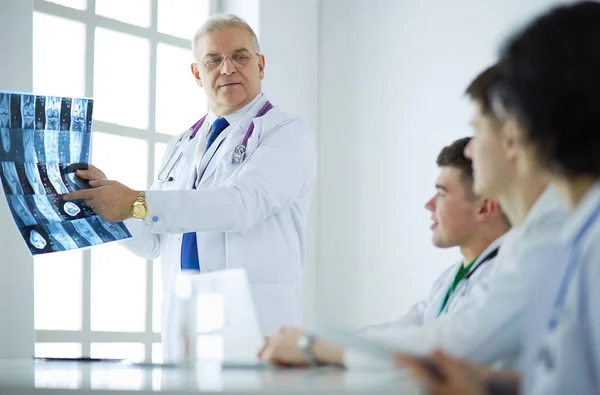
<box><xmin>465</xmin><ymin>64</ymin><xmax>503</xmax><ymax>116</ymax></box>
<box><xmin>436</xmin><ymin>137</ymin><xmax>474</xmax><ymax>198</ymax></box>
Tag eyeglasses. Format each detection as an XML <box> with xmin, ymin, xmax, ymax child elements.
<box><xmin>200</xmin><ymin>49</ymin><xmax>260</xmax><ymax>71</ymax></box>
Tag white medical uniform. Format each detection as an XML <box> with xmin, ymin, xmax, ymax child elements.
<box><xmin>525</xmin><ymin>182</ymin><xmax>600</xmax><ymax>395</ymax></box>
<box><xmin>345</xmin><ymin>187</ymin><xmax>568</xmax><ymax>369</ymax></box>
<box><xmin>122</xmin><ymin>93</ymin><xmax>317</xmax><ymax>362</ymax></box>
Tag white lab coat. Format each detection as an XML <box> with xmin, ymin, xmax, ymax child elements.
<box><xmin>345</xmin><ymin>187</ymin><xmax>569</xmax><ymax>370</ymax></box>
<box><xmin>121</xmin><ymin>94</ymin><xmax>317</xmax><ymax>362</ymax></box>
<box><xmin>359</xmin><ymin>236</ymin><xmax>505</xmax><ymax>332</ymax></box>
<box><xmin>524</xmin><ymin>182</ymin><xmax>600</xmax><ymax>395</ymax></box>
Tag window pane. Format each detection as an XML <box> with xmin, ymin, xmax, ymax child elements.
<box><xmin>90</xmin><ymin>343</ymin><xmax>145</xmax><ymax>361</ymax></box>
<box><xmin>158</xmin><ymin>0</ymin><xmax>210</xmax><ymax>39</ymax></box>
<box><xmin>35</xmin><ymin>343</ymin><xmax>82</xmax><ymax>358</ymax></box>
<box><xmin>95</xmin><ymin>0</ymin><xmax>151</xmax><ymax>27</ymax></box>
<box><xmin>33</xmin><ymin>13</ymin><xmax>86</xmax><ymax>97</ymax></box>
<box><xmin>155</xmin><ymin>44</ymin><xmax>206</xmax><ymax>136</ymax></box>
<box><xmin>153</xmin><ymin>142</ymin><xmax>167</xmax><ymax>180</ymax></box>
<box><xmin>90</xmin><ymin>243</ymin><xmax>146</xmax><ymax>332</ymax></box>
<box><xmin>152</xmin><ymin>258</ymin><xmax>162</xmax><ymax>333</ymax></box>
<box><xmin>94</xmin><ymin>28</ymin><xmax>150</xmax><ymax>129</ymax></box>
<box><xmin>34</xmin><ymin>251</ymin><xmax>82</xmax><ymax>330</ymax></box>
<box><xmin>152</xmin><ymin>343</ymin><xmax>162</xmax><ymax>363</ymax></box>
<box><xmin>91</xmin><ymin>132</ymin><xmax>148</xmax><ymax>190</ymax></box>
<box><xmin>43</xmin><ymin>0</ymin><xmax>86</xmax><ymax>10</ymax></box>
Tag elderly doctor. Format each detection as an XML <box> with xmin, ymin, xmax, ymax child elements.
<box><xmin>64</xmin><ymin>14</ymin><xmax>317</xmax><ymax>362</ymax></box>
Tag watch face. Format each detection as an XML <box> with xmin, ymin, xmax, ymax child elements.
<box><xmin>133</xmin><ymin>204</ymin><xmax>145</xmax><ymax>217</ymax></box>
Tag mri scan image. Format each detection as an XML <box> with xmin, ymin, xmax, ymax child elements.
<box><xmin>99</xmin><ymin>220</ymin><xmax>131</xmax><ymax>240</ymax></box>
<box><xmin>0</xmin><ymin>91</ymin><xmax>130</xmax><ymax>256</ymax></box>
<box><xmin>70</xmin><ymin>99</ymin><xmax>86</xmax><ymax>133</ymax></box>
<box><xmin>24</xmin><ymin>162</ymin><xmax>45</xmax><ymax>195</ymax></box>
<box><xmin>0</xmin><ymin>93</ymin><xmax>9</xmax><ymax>128</ymax></box>
<box><xmin>59</xmin><ymin>98</ymin><xmax>71</xmax><ymax>132</ymax></box>
<box><xmin>58</xmin><ymin>130</ymin><xmax>70</xmax><ymax>164</ymax></box>
<box><xmin>10</xmin><ymin>94</ymin><xmax>22</xmax><ymax>129</ymax></box>
<box><xmin>45</xmin><ymin>96</ymin><xmax>61</xmax><ymax>131</ymax></box>
<box><xmin>0</xmin><ymin>95</ymin><xmax>11</xmax><ymax>158</ymax></box>
<box><xmin>7</xmin><ymin>195</ymin><xmax>37</xmax><ymax>227</ymax></box>
<box><xmin>86</xmin><ymin>217</ymin><xmax>117</xmax><ymax>243</ymax></box>
<box><xmin>44</xmin><ymin>130</ymin><xmax>60</xmax><ymax>163</ymax></box>
<box><xmin>1</xmin><ymin>128</ymin><xmax>10</xmax><ymax>155</ymax></box>
<box><xmin>1</xmin><ymin>161</ymin><xmax>24</xmax><ymax>195</ymax></box>
<box><xmin>29</xmin><ymin>195</ymin><xmax>63</xmax><ymax>224</ymax></box>
<box><xmin>34</xmin><ymin>130</ymin><xmax>46</xmax><ymax>163</ymax></box>
<box><xmin>71</xmin><ymin>218</ymin><xmax>103</xmax><ymax>246</ymax></box>
<box><xmin>23</xmin><ymin>130</ymin><xmax>38</xmax><ymax>163</ymax></box>
<box><xmin>46</xmin><ymin>222</ymin><xmax>78</xmax><ymax>251</ymax></box>
<box><xmin>29</xmin><ymin>229</ymin><xmax>48</xmax><ymax>250</ymax></box>
<box><xmin>44</xmin><ymin>163</ymin><xmax>69</xmax><ymax>194</ymax></box>
<box><xmin>69</xmin><ymin>132</ymin><xmax>84</xmax><ymax>164</ymax></box>
<box><xmin>35</xmin><ymin>96</ymin><xmax>46</xmax><ymax>130</ymax></box>
<box><xmin>63</xmin><ymin>202</ymin><xmax>81</xmax><ymax>217</ymax></box>
<box><xmin>21</xmin><ymin>94</ymin><xmax>34</xmax><ymax>130</ymax></box>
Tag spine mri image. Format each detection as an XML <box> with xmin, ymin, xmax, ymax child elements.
<box><xmin>0</xmin><ymin>91</ymin><xmax>131</xmax><ymax>255</ymax></box>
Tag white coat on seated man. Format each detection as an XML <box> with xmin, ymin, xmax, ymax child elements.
<box><xmin>259</xmin><ymin>137</ymin><xmax>515</xmax><ymax>367</ymax></box>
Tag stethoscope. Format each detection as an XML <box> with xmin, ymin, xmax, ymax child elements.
<box><xmin>439</xmin><ymin>246</ymin><xmax>500</xmax><ymax>315</ymax></box>
<box><xmin>464</xmin><ymin>246</ymin><xmax>499</xmax><ymax>280</ymax></box>
<box><xmin>157</xmin><ymin>100</ymin><xmax>273</xmax><ymax>183</ymax></box>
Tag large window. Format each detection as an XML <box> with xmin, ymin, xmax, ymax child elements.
<box><xmin>32</xmin><ymin>0</ymin><xmax>211</xmax><ymax>363</ymax></box>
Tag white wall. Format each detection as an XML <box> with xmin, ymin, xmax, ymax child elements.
<box><xmin>0</xmin><ymin>0</ymin><xmax>34</xmax><ymax>358</ymax></box>
<box><xmin>210</xmin><ymin>0</ymin><xmax>569</xmax><ymax>329</ymax></box>
<box><xmin>258</xmin><ymin>0</ymin><xmax>320</xmax><ymax>328</ymax></box>
<box><xmin>317</xmin><ymin>0</ymin><xmax>565</xmax><ymax>327</ymax></box>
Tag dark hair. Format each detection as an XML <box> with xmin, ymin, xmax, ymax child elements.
<box><xmin>464</xmin><ymin>64</ymin><xmax>503</xmax><ymax>116</ymax></box>
<box><xmin>437</xmin><ymin>137</ymin><xmax>474</xmax><ymax>196</ymax></box>
<box><xmin>498</xmin><ymin>1</ymin><xmax>600</xmax><ymax>177</ymax></box>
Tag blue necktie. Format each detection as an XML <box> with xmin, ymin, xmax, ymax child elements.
<box><xmin>181</xmin><ymin>117</ymin><xmax>230</xmax><ymax>271</ymax></box>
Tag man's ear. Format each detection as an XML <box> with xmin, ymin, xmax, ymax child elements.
<box><xmin>477</xmin><ymin>198</ymin><xmax>498</xmax><ymax>222</ymax></box>
<box><xmin>501</xmin><ymin>118</ymin><xmax>520</xmax><ymax>163</ymax></box>
<box><xmin>258</xmin><ymin>54</ymin><xmax>266</xmax><ymax>80</ymax></box>
<box><xmin>191</xmin><ymin>63</ymin><xmax>203</xmax><ymax>88</ymax></box>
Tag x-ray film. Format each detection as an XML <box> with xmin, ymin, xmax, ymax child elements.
<box><xmin>0</xmin><ymin>91</ymin><xmax>131</xmax><ymax>255</ymax></box>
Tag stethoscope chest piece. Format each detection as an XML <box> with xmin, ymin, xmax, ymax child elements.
<box><xmin>231</xmin><ymin>144</ymin><xmax>246</xmax><ymax>164</ymax></box>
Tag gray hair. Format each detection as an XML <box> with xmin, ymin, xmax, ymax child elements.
<box><xmin>191</xmin><ymin>14</ymin><xmax>260</xmax><ymax>60</ymax></box>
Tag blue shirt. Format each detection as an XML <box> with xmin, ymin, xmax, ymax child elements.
<box><xmin>525</xmin><ymin>181</ymin><xmax>600</xmax><ymax>395</ymax></box>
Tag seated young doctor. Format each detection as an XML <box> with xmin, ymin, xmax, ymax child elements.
<box><xmin>259</xmin><ymin>137</ymin><xmax>511</xmax><ymax>366</ymax></box>
<box><xmin>397</xmin><ymin>3</ymin><xmax>600</xmax><ymax>394</ymax></box>
<box><xmin>63</xmin><ymin>14</ymin><xmax>317</xmax><ymax>362</ymax></box>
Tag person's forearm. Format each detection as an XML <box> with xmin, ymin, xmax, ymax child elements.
<box><xmin>311</xmin><ymin>339</ymin><xmax>345</xmax><ymax>366</ymax></box>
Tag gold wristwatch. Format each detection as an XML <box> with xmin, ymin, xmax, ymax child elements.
<box><xmin>132</xmin><ymin>191</ymin><xmax>148</xmax><ymax>219</ymax></box>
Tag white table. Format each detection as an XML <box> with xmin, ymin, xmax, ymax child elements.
<box><xmin>0</xmin><ymin>360</ymin><xmax>422</xmax><ymax>395</ymax></box>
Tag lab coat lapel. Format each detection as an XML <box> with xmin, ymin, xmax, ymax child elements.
<box><xmin>197</xmin><ymin>124</ymin><xmax>243</xmax><ymax>186</ymax></box>
<box><xmin>180</xmin><ymin>133</ymin><xmax>202</xmax><ymax>188</ymax></box>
